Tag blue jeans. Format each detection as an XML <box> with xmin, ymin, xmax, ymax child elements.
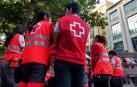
<box><xmin>54</xmin><ymin>60</ymin><xmax>85</xmax><ymax>87</ymax></box>
<box><xmin>84</xmin><ymin>72</ymin><xmax>88</xmax><ymax>84</ymax></box>
<box><xmin>1</xmin><ymin>61</ymin><xmax>18</xmax><ymax>87</ymax></box>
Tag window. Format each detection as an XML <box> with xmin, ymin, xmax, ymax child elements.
<box><xmin>112</xmin><ymin>23</ymin><xmax>122</xmax><ymax>40</ymax></box>
<box><xmin>127</xmin><ymin>14</ymin><xmax>137</xmax><ymax>35</ymax></box>
<box><xmin>114</xmin><ymin>41</ymin><xmax>125</xmax><ymax>54</ymax></box>
<box><xmin>131</xmin><ymin>37</ymin><xmax>137</xmax><ymax>52</ymax></box>
<box><xmin>124</xmin><ymin>0</ymin><xmax>137</xmax><ymax>13</ymax></box>
<box><xmin>109</xmin><ymin>10</ymin><xmax>119</xmax><ymax>21</ymax></box>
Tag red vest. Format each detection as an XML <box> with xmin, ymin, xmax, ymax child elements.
<box><xmin>55</xmin><ymin>15</ymin><xmax>90</xmax><ymax>64</ymax></box>
<box><xmin>3</xmin><ymin>34</ymin><xmax>22</xmax><ymax>63</ymax></box>
<box><xmin>113</xmin><ymin>56</ymin><xmax>125</xmax><ymax>77</ymax></box>
<box><xmin>22</xmin><ymin>20</ymin><xmax>50</xmax><ymax>65</ymax></box>
<box><xmin>91</xmin><ymin>43</ymin><xmax>113</xmax><ymax>76</ymax></box>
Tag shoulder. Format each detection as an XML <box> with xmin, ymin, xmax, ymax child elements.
<box><xmin>58</xmin><ymin>15</ymin><xmax>71</xmax><ymax>21</ymax></box>
<box><xmin>39</xmin><ymin>21</ymin><xmax>48</xmax><ymax>26</ymax></box>
<box><xmin>34</xmin><ymin>21</ymin><xmax>49</xmax><ymax>29</ymax></box>
<box><xmin>78</xmin><ymin>18</ymin><xmax>90</xmax><ymax>30</ymax></box>
<box><xmin>114</xmin><ymin>56</ymin><xmax>120</xmax><ymax>61</ymax></box>
<box><xmin>14</xmin><ymin>34</ymin><xmax>21</xmax><ymax>39</ymax></box>
<box><xmin>91</xmin><ymin>43</ymin><xmax>102</xmax><ymax>51</ymax></box>
<box><xmin>18</xmin><ymin>35</ymin><xmax>24</xmax><ymax>39</ymax></box>
<box><xmin>37</xmin><ymin>20</ymin><xmax>49</xmax><ymax>26</ymax></box>
<box><xmin>94</xmin><ymin>43</ymin><xmax>103</xmax><ymax>47</ymax></box>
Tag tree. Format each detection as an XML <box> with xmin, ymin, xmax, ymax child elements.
<box><xmin>0</xmin><ymin>0</ymin><xmax>96</xmax><ymax>53</ymax></box>
<box><xmin>0</xmin><ymin>0</ymin><xmax>96</xmax><ymax>34</ymax></box>
<box><xmin>85</xmin><ymin>11</ymin><xmax>108</xmax><ymax>29</ymax></box>
<box><xmin>0</xmin><ymin>0</ymin><xmax>110</xmax><ymax>49</ymax></box>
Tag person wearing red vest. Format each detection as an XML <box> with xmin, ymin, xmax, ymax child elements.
<box><xmin>90</xmin><ymin>35</ymin><xmax>113</xmax><ymax>87</ymax></box>
<box><xmin>1</xmin><ymin>24</ymin><xmax>25</xmax><ymax>87</ymax></box>
<box><xmin>19</xmin><ymin>10</ymin><xmax>52</xmax><ymax>87</ymax></box>
<box><xmin>52</xmin><ymin>2</ymin><xmax>90</xmax><ymax>87</ymax></box>
<box><xmin>108</xmin><ymin>50</ymin><xmax>125</xmax><ymax>87</ymax></box>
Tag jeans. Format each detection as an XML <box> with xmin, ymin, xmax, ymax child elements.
<box><xmin>20</xmin><ymin>63</ymin><xmax>48</xmax><ymax>83</ymax></box>
<box><xmin>54</xmin><ymin>60</ymin><xmax>85</xmax><ymax>87</ymax></box>
<box><xmin>1</xmin><ymin>61</ymin><xmax>18</xmax><ymax>87</ymax></box>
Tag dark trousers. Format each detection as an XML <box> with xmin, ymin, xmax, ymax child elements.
<box><xmin>54</xmin><ymin>60</ymin><xmax>85</xmax><ymax>87</ymax></box>
<box><xmin>20</xmin><ymin>63</ymin><xmax>48</xmax><ymax>83</ymax></box>
<box><xmin>110</xmin><ymin>77</ymin><xmax>124</xmax><ymax>87</ymax></box>
<box><xmin>93</xmin><ymin>75</ymin><xmax>111</xmax><ymax>87</ymax></box>
<box><xmin>1</xmin><ymin>61</ymin><xmax>18</xmax><ymax>87</ymax></box>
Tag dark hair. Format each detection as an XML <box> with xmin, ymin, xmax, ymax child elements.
<box><xmin>108</xmin><ymin>50</ymin><xmax>117</xmax><ymax>56</ymax></box>
<box><xmin>4</xmin><ymin>24</ymin><xmax>25</xmax><ymax>47</ymax></box>
<box><xmin>36</xmin><ymin>10</ymin><xmax>51</xmax><ymax>23</ymax></box>
<box><xmin>95</xmin><ymin>35</ymin><xmax>107</xmax><ymax>45</ymax></box>
<box><xmin>28</xmin><ymin>10</ymin><xmax>51</xmax><ymax>33</ymax></box>
<box><xmin>66</xmin><ymin>2</ymin><xmax>80</xmax><ymax>14</ymax></box>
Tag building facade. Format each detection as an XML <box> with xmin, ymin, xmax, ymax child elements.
<box><xmin>86</xmin><ymin>0</ymin><xmax>113</xmax><ymax>54</ymax></box>
<box><xmin>106</xmin><ymin>0</ymin><xmax>137</xmax><ymax>53</ymax></box>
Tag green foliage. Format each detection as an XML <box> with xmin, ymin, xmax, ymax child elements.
<box><xmin>0</xmin><ymin>0</ymin><xmax>96</xmax><ymax>34</ymax></box>
<box><xmin>82</xmin><ymin>11</ymin><xmax>108</xmax><ymax>29</ymax></box>
<box><xmin>0</xmin><ymin>0</ymin><xmax>108</xmax><ymax>51</ymax></box>
<box><xmin>0</xmin><ymin>0</ymin><xmax>96</xmax><ymax>53</ymax></box>
<box><xmin>0</xmin><ymin>0</ymin><xmax>96</xmax><ymax>32</ymax></box>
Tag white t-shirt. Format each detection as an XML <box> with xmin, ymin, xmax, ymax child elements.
<box><xmin>18</xmin><ymin>35</ymin><xmax>25</xmax><ymax>47</ymax></box>
<box><xmin>111</xmin><ymin>58</ymin><xmax>116</xmax><ymax>65</ymax></box>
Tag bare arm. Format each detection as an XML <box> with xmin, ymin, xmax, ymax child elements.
<box><xmin>53</xmin><ymin>22</ymin><xmax>60</xmax><ymax>41</ymax></box>
<box><xmin>50</xmin><ymin>22</ymin><xmax>60</xmax><ymax>54</ymax></box>
<box><xmin>111</xmin><ymin>58</ymin><xmax>116</xmax><ymax>70</ymax></box>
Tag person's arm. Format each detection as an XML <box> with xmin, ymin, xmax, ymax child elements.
<box><xmin>86</xmin><ymin>31</ymin><xmax>90</xmax><ymax>44</ymax></box>
<box><xmin>11</xmin><ymin>35</ymin><xmax>25</xmax><ymax>62</ymax></box>
<box><xmin>50</xmin><ymin>22</ymin><xmax>60</xmax><ymax>54</ymax></box>
<box><xmin>111</xmin><ymin>58</ymin><xmax>115</xmax><ymax>70</ymax></box>
<box><xmin>53</xmin><ymin>22</ymin><xmax>60</xmax><ymax>41</ymax></box>
<box><xmin>19</xmin><ymin>35</ymin><xmax>25</xmax><ymax>48</ymax></box>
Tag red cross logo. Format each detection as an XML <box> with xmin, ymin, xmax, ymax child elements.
<box><xmin>70</xmin><ymin>22</ymin><xmax>85</xmax><ymax>38</ymax></box>
<box><xmin>31</xmin><ymin>23</ymin><xmax>41</xmax><ymax>33</ymax></box>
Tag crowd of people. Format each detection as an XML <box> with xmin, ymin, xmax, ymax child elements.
<box><xmin>0</xmin><ymin>2</ymin><xmax>125</xmax><ymax>87</ymax></box>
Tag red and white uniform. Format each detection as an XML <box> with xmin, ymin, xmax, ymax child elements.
<box><xmin>3</xmin><ymin>34</ymin><xmax>25</xmax><ymax>68</ymax></box>
<box><xmin>3</xmin><ymin>34</ymin><xmax>25</xmax><ymax>63</ymax></box>
<box><xmin>54</xmin><ymin>14</ymin><xmax>90</xmax><ymax>64</ymax></box>
<box><xmin>22</xmin><ymin>20</ymin><xmax>50</xmax><ymax>65</ymax></box>
<box><xmin>91</xmin><ymin>42</ymin><xmax>113</xmax><ymax>76</ymax></box>
<box><xmin>111</xmin><ymin>56</ymin><xmax>125</xmax><ymax>77</ymax></box>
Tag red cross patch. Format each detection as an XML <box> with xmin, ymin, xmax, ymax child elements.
<box><xmin>70</xmin><ymin>22</ymin><xmax>85</xmax><ymax>38</ymax></box>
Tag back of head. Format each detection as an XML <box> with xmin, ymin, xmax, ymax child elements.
<box><xmin>94</xmin><ymin>35</ymin><xmax>107</xmax><ymax>45</ymax></box>
<box><xmin>108</xmin><ymin>50</ymin><xmax>117</xmax><ymax>56</ymax></box>
<box><xmin>4</xmin><ymin>24</ymin><xmax>25</xmax><ymax>47</ymax></box>
<box><xmin>15</xmin><ymin>24</ymin><xmax>25</xmax><ymax>35</ymax></box>
<box><xmin>66</xmin><ymin>2</ymin><xmax>80</xmax><ymax>14</ymax></box>
<box><xmin>36</xmin><ymin>10</ymin><xmax>51</xmax><ymax>23</ymax></box>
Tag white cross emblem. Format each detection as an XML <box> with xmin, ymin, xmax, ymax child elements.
<box><xmin>70</xmin><ymin>22</ymin><xmax>85</xmax><ymax>38</ymax></box>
